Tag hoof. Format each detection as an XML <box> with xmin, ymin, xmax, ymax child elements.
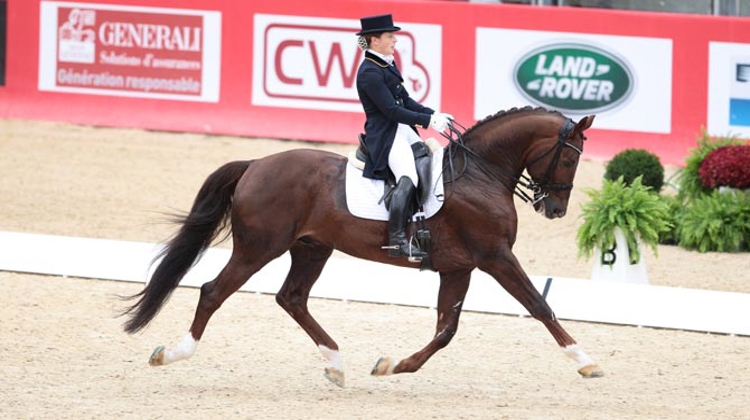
<box><xmin>324</xmin><ymin>368</ymin><xmax>345</xmax><ymax>388</ymax></box>
<box><xmin>578</xmin><ymin>364</ymin><xmax>604</xmax><ymax>378</ymax></box>
<box><xmin>149</xmin><ymin>345</ymin><xmax>165</xmax><ymax>366</ymax></box>
<box><xmin>371</xmin><ymin>357</ymin><xmax>394</xmax><ymax>376</ymax></box>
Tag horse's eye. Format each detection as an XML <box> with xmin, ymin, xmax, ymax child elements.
<box><xmin>562</xmin><ymin>160</ymin><xmax>574</xmax><ymax>168</ymax></box>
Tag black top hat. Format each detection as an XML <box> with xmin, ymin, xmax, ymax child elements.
<box><xmin>355</xmin><ymin>14</ymin><xmax>401</xmax><ymax>36</ymax></box>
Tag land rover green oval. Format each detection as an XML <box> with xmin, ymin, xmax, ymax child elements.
<box><xmin>514</xmin><ymin>43</ymin><xmax>634</xmax><ymax>113</ymax></box>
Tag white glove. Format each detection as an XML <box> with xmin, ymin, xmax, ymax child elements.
<box><xmin>430</xmin><ymin>112</ymin><xmax>453</xmax><ymax>133</ymax></box>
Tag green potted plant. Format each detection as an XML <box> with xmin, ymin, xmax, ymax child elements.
<box><xmin>577</xmin><ymin>176</ymin><xmax>672</xmax><ymax>283</ymax></box>
<box><xmin>604</xmin><ymin>148</ymin><xmax>665</xmax><ymax>193</ymax></box>
<box><xmin>656</xmin><ymin>194</ymin><xmax>682</xmax><ymax>246</ymax></box>
<box><xmin>676</xmin><ymin>189</ymin><xmax>750</xmax><ymax>253</ymax></box>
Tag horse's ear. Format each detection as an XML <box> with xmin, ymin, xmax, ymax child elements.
<box><xmin>576</xmin><ymin>115</ymin><xmax>595</xmax><ymax>131</ymax></box>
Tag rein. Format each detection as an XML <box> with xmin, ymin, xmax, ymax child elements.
<box><xmin>441</xmin><ymin>118</ymin><xmax>583</xmax><ymax>206</ymax></box>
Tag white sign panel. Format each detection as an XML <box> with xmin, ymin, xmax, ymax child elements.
<box><xmin>708</xmin><ymin>42</ymin><xmax>750</xmax><ymax>138</ymax></box>
<box><xmin>475</xmin><ymin>28</ymin><xmax>672</xmax><ymax>134</ymax></box>
<box><xmin>252</xmin><ymin>14</ymin><xmax>442</xmax><ymax>112</ymax></box>
<box><xmin>38</xmin><ymin>1</ymin><xmax>221</xmax><ymax>102</ymax></box>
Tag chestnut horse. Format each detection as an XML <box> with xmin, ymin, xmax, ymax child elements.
<box><xmin>122</xmin><ymin>106</ymin><xmax>602</xmax><ymax>387</ymax></box>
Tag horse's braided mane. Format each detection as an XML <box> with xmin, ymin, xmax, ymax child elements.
<box><xmin>462</xmin><ymin>106</ymin><xmax>565</xmax><ymax>138</ymax></box>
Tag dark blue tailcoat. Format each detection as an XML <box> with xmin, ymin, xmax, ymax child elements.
<box><xmin>356</xmin><ymin>51</ymin><xmax>434</xmax><ymax>180</ymax></box>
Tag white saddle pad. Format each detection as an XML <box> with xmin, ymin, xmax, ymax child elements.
<box><xmin>345</xmin><ymin>148</ymin><xmax>445</xmax><ymax>221</ymax></box>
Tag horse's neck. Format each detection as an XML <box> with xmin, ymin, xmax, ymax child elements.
<box><xmin>465</xmin><ymin>123</ymin><xmax>537</xmax><ymax>175</ymax></box>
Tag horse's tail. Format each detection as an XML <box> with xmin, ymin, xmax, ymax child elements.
<box><xmin>121</xmin><ymin>160</ymin><xmax>252</xmax><ymax>334</ymax></box>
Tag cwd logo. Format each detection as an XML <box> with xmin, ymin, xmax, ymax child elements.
<box><xmin>514</xmin><ymin>43</ymin><xmax>634</xmax><ymax>113</ymax></box>
<box><xmin>253</xmin><ymin>15</ymin><xmax>441</xmax><ymax>113</ymax></box>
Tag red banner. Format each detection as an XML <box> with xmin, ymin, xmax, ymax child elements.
<box><xmin>2</xmin><ymin>0</ymin><xmax>750</xmax><ymax>165</ymax></box>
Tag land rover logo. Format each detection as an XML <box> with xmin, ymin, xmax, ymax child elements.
<box><xmin>514</xmin><ymin>43</ymin><xmax>634</xmax><ymax>113</ymax></box>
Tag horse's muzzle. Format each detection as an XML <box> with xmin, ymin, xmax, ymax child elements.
<box><xmin>546</xmin><ymin>207</ymin><xmax>567</xmax><ymax>219</ymax></box>
<box><xmin>539</xmin><ymin>197</ymin><xmax>567</xmax><ymax>219</ymax></box>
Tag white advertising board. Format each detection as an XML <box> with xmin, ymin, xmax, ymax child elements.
<box><xmin>708</xmin><ymin>42</ymin><xmax>750</xmax><ymax>138</ymax></box>
<box><xmin>38</xmin><ymin>1</ymin><xmax>221</xmax><ymax>102</ymax></box>
<box><xmin>475</xmin><ymin>28</ymin><xmax>672</xmax><ymax>134</ymax></box>
<box><xmin>252</xmin><ymin>14</ymin><xmax>442</xmax><ymax>113</ymax></box>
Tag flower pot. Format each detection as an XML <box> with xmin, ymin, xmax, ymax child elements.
<box><xmin>591</xmin><ymin>227</ymin><xmax>649</xmax><ymax>284</ymax></box>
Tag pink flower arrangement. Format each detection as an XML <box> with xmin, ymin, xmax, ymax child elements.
<box><xmin>698</xmin><ymin>145</ymin><xmax>750</xmax><ymax>189</ymax></box>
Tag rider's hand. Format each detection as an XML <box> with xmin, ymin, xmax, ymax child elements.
<box><xmin>439</xmin><ymin>112</ymin><xmax>454</xmax><ymax>121</ymax></box>
<box><xmin>430</xmin><ymin>112</ymin><xmax>453</xmax><ymax>133</ymax></box>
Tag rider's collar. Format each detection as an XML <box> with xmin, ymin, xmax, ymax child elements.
<box><xmin>367</xmin><ymin>49</ymin><xmax>394</xmax><ymax>66</ymax></box>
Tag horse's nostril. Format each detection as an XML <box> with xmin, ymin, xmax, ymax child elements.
<box><xmin>549</xmin><ymin>207</ymin><xmax>566</xmax><ymax>218</ymax></box>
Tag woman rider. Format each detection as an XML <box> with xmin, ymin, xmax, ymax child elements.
<box><xmin>355</xmin><ymin>13</ymin><xmax>453</xmax><ymax>259</ymax></box>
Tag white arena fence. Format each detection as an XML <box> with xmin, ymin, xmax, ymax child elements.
<box><xmin>0</xmin><ymin>231</ymin><xmax>747</xmax><ymax>337</ymax></box>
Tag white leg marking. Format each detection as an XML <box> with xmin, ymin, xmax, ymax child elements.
<box><xmin>163</xmin><ymin>334</ymin><xmax>198</xmax><ymax>365</ymax></box>
<box><xmin>318</xmin><ymin>345</ymin><xmax>344</xmax><ymax>372</ymax></box>
<box><xmin>564</xmin><ymin>344</ymin><xmax>595</xmax><ymax>368</ymax></box>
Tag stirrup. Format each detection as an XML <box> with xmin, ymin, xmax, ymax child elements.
<box><xmin>407</xmin><ymin>253</ymin><xmax>424</xmax><ymax>263</ymax></box>
<box><xmin>382</xmin><ymin>240</ymin><xmax>427</xmax><ymax>262</ymax></box>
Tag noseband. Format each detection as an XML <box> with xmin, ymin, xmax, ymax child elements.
<box><xmin>442</xmin><ymin>118</ymin><xmax>584</xmax><ymax>206</ymax></box>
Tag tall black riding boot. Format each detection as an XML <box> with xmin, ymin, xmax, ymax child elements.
<box><xmin>386</xmin><ymin>177</ymin><xmax>428</xmax><ymax>259</ymax></box>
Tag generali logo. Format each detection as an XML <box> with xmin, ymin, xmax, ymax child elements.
<box><xmin>253</xmin><ymin>15</ymin><xmax>441</xmax><ymax>112</ymax></box>
<box><xmin>58</xmin><ymin>8</ymin><xmax>97</xmax><ymax>63</ymax></box>
<box><xmin>57</xmin><ymin>6</ymin><xmax>203</xmax><ymax>63</ymax></box>
<box><xmin>40</xmin><ymin>2</ymin><xmax>220</xmax><ymax>101</ymax></box>
<box><xmin>514</xmin><ymin>43</ymin><xmax>635</xmax><ymax>114</ymax></box>
<box><xmin>98</xmin><ymin>20</ymin><xmax>202</xmax><ymax>51</ymax></box>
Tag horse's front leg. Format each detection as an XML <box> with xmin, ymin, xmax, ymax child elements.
<box><xmin>480</xmin><ymin>252</ymin><xmax>604</xmax><ymax>378</ymax></box>
<box><xmin>372</xmin><ymin>270</ymin><xmax>471</xmax><ymax>376</ymax></box>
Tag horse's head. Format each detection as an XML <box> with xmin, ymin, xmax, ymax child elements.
<box><xmin>447</xmin><ymin>107</ymin><xmax>595</xmax><ymax>219</ymax></box>
<box><xmin>524</xmin><ymin>114</ymin><xmax>595</xmax><ymax>219</ymax></box>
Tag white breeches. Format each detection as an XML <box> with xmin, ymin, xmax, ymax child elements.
<box><xmin>388</xmin><ymin>124</ymin><xmax>421</xmax><ymax>187</ymax></box>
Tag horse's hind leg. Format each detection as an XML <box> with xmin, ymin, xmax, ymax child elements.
<box><xmin>481</xmin><ymin>255</ymin><xmax>604</xmax><ymax>378</ymax></box>
<box><xmin>372</xmin><ymin>270</ymin><xmax>471</xmax><ymax>376</ymax></box>
<box><xmin>148</xmin><ymin>250</ymin><xmax>276</xmax><ymax>367</ymax></box>
<box><xmin>274</xmin><ymin>240</ymin><xmax>342</xmax><ymax>386</ymax></box>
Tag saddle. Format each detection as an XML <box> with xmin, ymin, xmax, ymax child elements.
<box><xmin>350</xmin><ymin>134</ymin><xmax>438</xmax><ymax>271</ymax></box>
<box><xmin>352</xmin><ymin>133</ymin><xmax>435</xmax><ymax>210</ymax></box>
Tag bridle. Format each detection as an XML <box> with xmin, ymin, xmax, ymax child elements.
<box><xmin>522</xmin><ymin>118</ymin><xmax>584</xmax><ymax>204</ymax></box>
<box><xmin>441</xmin><ymin>117</ymin><xmax>584</xmax><ymax>206</ymax></box>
